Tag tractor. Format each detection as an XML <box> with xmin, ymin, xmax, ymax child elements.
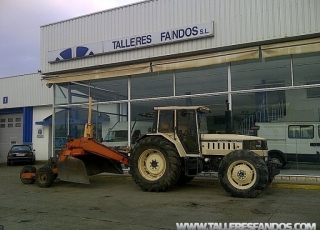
<box><xmin>130</xmin><ymin>106</ymin><xmax>280</xmax><ymax>198</ymax></box>
<box><xmin>20</xmin><ymin>101</ymin><xmax>280</xmax><ymax>198</ymax></box>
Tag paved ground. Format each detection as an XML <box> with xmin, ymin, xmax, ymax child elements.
<box><xmin>1</xmin><ymin>162</ymin><xmax>320</xmax><ymax>230</ymax></box>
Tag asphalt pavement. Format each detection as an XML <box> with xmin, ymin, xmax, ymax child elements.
<box><xmin>1</xmin><ymin>162</ymin><xmax>320</xmax><ymax>230</ymax></box>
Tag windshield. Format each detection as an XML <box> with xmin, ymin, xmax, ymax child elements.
<box><xmin>104</xmin><ymin>130</ymin><xmax>127</xmax><ymax>142</ymax></box>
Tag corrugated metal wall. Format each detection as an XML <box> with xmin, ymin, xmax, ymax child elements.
<box><xmin>40</xmin><ymin>0</ymin><xmax>320</xmax><ymax>74</ymax></box>
<box><xmin>0</xmin><ymin>73</ymin><xmax>52</xmax><ymax>108</ymax></box>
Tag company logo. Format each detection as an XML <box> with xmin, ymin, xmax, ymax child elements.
<box><xmin>54</xmin><ymin>46</ymin><xmax>95</xmax><ymax>61</ymax></box>
<box><xmin>76</xmin><ymin>46</ymin><xmax>94</xmax><ymax>58</ymax></box>
<box><xmin>48</xmin><ymin>21</ymin><xmax>214</xmax><ymax>63</ymax></box>
<box><xmin>55</xmin><ymin>48</ymin><xmax>72</xmax><ymax>61</ymax></box>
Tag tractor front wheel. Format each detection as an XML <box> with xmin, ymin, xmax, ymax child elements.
<box><xmin>218</xmin><ymin>150</ymin><xmax>268</xmax><ymax>198</ymax></box>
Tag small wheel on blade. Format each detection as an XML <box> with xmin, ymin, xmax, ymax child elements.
<box><xmin>36</xmin><ymin>167</ymin><xmax>55</xmax><ymax>188</ymax></box>
<box><xmin>20</xmin><ymin>165</ymin><xmax>36</xmax><ymax>184</ymax></box>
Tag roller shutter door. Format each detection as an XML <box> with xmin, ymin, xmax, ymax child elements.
<box><xmin>0</xmin><ymin>114</ymin><xmax>23</xmax><ymax>163</ymax></box>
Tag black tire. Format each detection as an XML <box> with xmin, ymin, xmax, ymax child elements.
<box><xmin>36</xmin><ymin>167</ymin><xmax>55</xmax><ymax>188</ymax></box>
<box><xmin>269</xmin><ymin>152</ymin><xmax>285</xmax><ymax>168</ymax></box>
<box><xmin>45</xmin><ymin>157</ymin><xmax>58</xmax><ymax>169</ymax></box>
<box><xmin>20</xmin><ymin>165</ymin><xmax>36</xmax><ymax>184</ymax></box>
<box><xmin>43</xmin><ymin>157</ymin><xmax>58</xmax><ymax>180</ymax></box>
<box><xmin>131</xmin><ymin>136</ymin><xmax>181</xmax><ymax>192</ymax></box>
<box><xmin>218</xmin><ymin>150</ymin><xmax>269</xmax><ymax>198</ymax></box>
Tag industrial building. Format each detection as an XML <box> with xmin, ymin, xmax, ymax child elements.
<box><xmin>1</xmin><ymin>0</ymin><xmax>320</xmax><ymax>173</ymax></box>
<box><xmin>0</xmin><ymin>73</ymin><xmax>52</xmax><ymax>162</ymax></box>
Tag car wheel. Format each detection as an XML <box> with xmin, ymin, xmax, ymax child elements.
<box><xmin>269</xmin><ymin>153</ymin><xmax>285</xmax><ymax>168</ymax></box>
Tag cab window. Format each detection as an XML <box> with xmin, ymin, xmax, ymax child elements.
<box><xmin>158</xmin><ymin>110</ymin><xmax>174</xmax><ymax>133</ymax></box>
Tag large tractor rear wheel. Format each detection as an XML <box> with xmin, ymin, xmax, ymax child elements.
<box><xmin>131</xmin><ymin>136</ymin><xmax>181</xmax><ymax>192</ymax></box>
<box><xmin>218</xmin><ymin>150</ymin><xmax>268</xmax><ymax>198</ymax></box>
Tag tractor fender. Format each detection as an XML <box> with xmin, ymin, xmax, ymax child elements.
<box><xmin>134</xmin><ymin>133</ymin><xmax>188</xmax><ymax>157</ymax></box>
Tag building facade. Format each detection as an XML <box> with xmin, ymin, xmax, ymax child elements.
<box><xmin>35</xmin><ymin>0</ymin><xmax>320</xmax><ymax>173</ymax></box>
<box><xmin>0</xmin><ymin>73</ymin><xmax>53</xmax><ymax>162</ymax></box>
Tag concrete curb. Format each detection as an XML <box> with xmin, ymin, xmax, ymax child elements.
<box><xmin>198</xmin><ymin>172</ymin><xmax>320</xmax><ymax>190</ymax></box>
<box><xmin>98</xmin><ymin>173</ymin><xmax>320</xmax><ymax>190</ymax></box>
<box><xmin>269</xmin><ymin>183</ymin><xmax>320</xmax><ymax>190</ymax></box>
<box><xmin>110</xmin><ymin>171</ymin><xmax>320</xmax><ymax>190</ymax></box>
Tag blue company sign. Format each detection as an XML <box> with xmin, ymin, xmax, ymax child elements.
<box><xmin>3</xmin><ymin>97</ymin><xmax>8</xmax><ymax>104</ymax></box>
<box><xmin>48</xmin><ymin>21</ymin><xmax>214</xmax><ymax>62</ymax></box>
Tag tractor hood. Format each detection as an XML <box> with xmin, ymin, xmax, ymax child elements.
<box><xmin>201</xmin><ymin>134</ymin><xmax>266</xmax><ymax>141</ymax></box>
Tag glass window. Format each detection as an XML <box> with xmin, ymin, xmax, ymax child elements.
<box><xmin>8</xmin><ymin>118</ymin><xmax>13</xmax><ymax>122</ymax></box>
<box><xmin>55</xmin><ymin>77</ymin><xmax>128</xmax><ymax>105</ymax></box>
<box><xmin>288</xmin><ymin>125</ymin><xmax>314</xmax><ymax>139</ymax></box>
<box><xmin>69</xmin><ymin>82</ymin><xmax>91</xmax><ymax>104</ymax></box>
<box><xmin>15</xmin><ymin>118</ymin><xmax>21</xmax><ymax>122</ymax></box>
<box><xmin>306</xmin><ymin>87</ymin><xmax>320</xmax><ymax>98</ymax></box>
<box><xmin>131</xmin><ymin>72</ymin><xmax>173</xmax><ymax>99</ymax></box>
<box><xmin>55</xmin><ymin>83</ymin><xmax>69</xmax><ymax>105</ymax></box>
<box><xmin>54</xmin><ymin>103</ymin><xmax>115</xmax><ymax>156</ymax></box>
<box><xmin>0</xmin><ymin>119</ymin><xmax>5</xmax><ymax>123</ymax></box>
<box><xmin>293</xmin><ymin>52</ymin><xmax>320</xmax><ymax>86</ymax></box>
<box><xmin>158</xmin><ymin>110</ymin><xmax>174</xmax><ymax>133</ymax></box>
<box><xmin>0</xmin><ymin>124</ymin><xmax>5</xmax><ymax>128</ymax></box>
<box><xmin>15</xmin><ymin>123</ymin><xmax>21</xmax><ymax>127</ymax></box>
<box><xmin>231</xmin><ymin>57</ymin><xmax>291</xmax><ymax>91</ymax></box>
<box><xmin>232</xmin><ymin>91</ymin><xmax>286</xmax><ymax>135</ymax></box>
<box><xmin>233</xmin><ymin>88</ymin><xmax>320</xmax><ymax>172</ymax></box>
<box><xmin>8</xmin><ymin>124</ymin><xmax>13</xmax><ymax>128</ymax></box>
<box><xmin>101</xmin><ymin>103</ymin><xmax>128</xmax><ymax>141</ymax></box>
<box><xmin>89</xmin><ymin>77</ymin><xmax>128</xmax><ymax>102</ymax></box>
<box><xmin>175</xmin><ymin>64</ymin><xmax>228</xmax><ymax>95</ymax></box>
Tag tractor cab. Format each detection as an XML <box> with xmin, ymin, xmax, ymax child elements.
<box><xmin>152</xmin><ymin>106</ymin><xmax>210</xmax><ymax>155</ymax></box>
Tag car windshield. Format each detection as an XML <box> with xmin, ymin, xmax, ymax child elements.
<box><xmin>11</xmin><ymin>146</ymin><xmax>31</xmax><ymax>152</ymax></box>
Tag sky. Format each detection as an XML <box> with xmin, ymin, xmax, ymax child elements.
<box><xmin>0</xmin><ymin>0</ymin><xmax>141</xmax><ymax>78</ymax></box>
